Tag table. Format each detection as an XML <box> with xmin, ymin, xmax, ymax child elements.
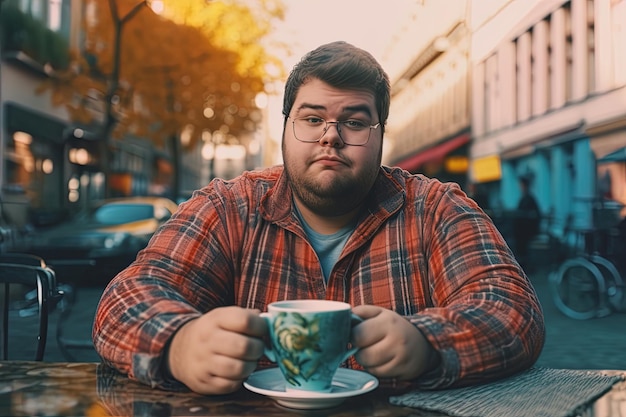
<box><xmin>0</xmin><ymin>361</ymin><xmax>624</xmax><ymax>416</ymax></box>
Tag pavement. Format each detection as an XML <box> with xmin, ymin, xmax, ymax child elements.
<box><xmin>530</xmin><ymin>266</ymin><xmax>626</xmax><ymax>370</ymax></box>
<box><xmin>6</xmin><ymin>263</ymin><xmax>626</xmax><ymax>370</ymax></box>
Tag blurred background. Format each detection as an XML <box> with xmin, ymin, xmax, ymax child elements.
<box><xmin>0</xmin><ymin>0</ymin><xmax>624</xmax><ymax>368</ymax></box>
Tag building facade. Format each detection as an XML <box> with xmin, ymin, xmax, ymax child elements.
<box><xmin>0</xmin><ymin>0</ymin><xmax>77</xmax><ymax>227</ymax></box>
<box><xmin>0</xmin><ymin>0</ymin><xmax>209</xmax><ymax>229</ymax></box>
<box><xmin>470</xmin><ymin>0</ymin><xmax>626</xmax><ymax>242</ymax></box>
<box><xmin>383</xmin><ymin>0</ymin><xmax>625</xmax><ymax>250</ymax></box>
<box><xmin>383</xmin><ymin>0</ymin><xmax>472</xmax><ymax>190</ymax></box>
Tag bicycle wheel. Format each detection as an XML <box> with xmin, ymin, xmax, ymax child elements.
<box><xmin>590</xmin><ymin>255</ymin><xmax>625</xmax><ymax>313</ymax></box>
<box><xmin>550</xmin><ymin>257</ymin><xmax>611</xmax><ymax>320</ymax></box>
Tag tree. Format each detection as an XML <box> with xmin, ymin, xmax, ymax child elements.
<box><xmin>40</xmin><ymin>0</ymin><xmax>284</xmax><ymax>198</ymax></box>
<box><xmin>157</xmin><ymin>0</ymin><xmax>287</xmax><ymax>83</ymax></box>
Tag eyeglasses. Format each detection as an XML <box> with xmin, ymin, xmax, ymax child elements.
<box><xmin>288</xmin><ymin>116</ymin><xmax>380</xmax><ymax>146</ymax></box>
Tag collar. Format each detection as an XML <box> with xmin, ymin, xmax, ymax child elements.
<box><xmin>259</xmin><ymin>166</ymin><xmax>406</xmax><ymax>234</ymax></box>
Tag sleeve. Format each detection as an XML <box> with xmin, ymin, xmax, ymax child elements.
<box><xmin>410</xmin><ymin>182</ymin><xmax>545</xmax><ymax>388</ymax></box>
<box><xmin>92</xmin><ymin>184</ymin><xmax>238</xmax><ymax>390</ymax></box>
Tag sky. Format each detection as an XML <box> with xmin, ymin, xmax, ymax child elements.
<box><xmin>260</xmin><ymin>0</ymin><xmax>423</xmax><ymax>162</ymax></box>
<box><xmin>271</xmin><ymin>0</ymin><xmax>422</xmax><ymax>70</ymax></box>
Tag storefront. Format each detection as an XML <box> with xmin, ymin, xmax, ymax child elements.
<box><xmin>588</xmin><ymin>122</ymin><xmax>626</xmax><ymax>219</ymax></box>
<box><xmin>393</xmin><ymin>133</ymin><xmax>470</xmax><ymax>188</ymax></box>
<box><xmin>2</xmin><ymin>102</ymin><xmax>68</xmax><ymax>227</ymax></box>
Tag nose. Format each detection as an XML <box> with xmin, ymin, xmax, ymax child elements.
<box><xmin>320</xmin><ymin>122</ymin><xmax>345</xmax><ymax>147</ymax></box>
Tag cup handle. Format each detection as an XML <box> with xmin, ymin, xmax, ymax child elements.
<box><xmin>343</xmin><ymin>313</ymin><xmax>363</xmax><ymax>362</ymax></box>
<box><xmin>260</xmin><ymin>312</ymin><xmax>276</xmax><ymax>362</ymax></box>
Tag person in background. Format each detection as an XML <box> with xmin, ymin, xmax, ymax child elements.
<box><xmin>468</xmin><ymin>182</ymin><xmax>491</xmax><ymax>215</ymax></box>
<box><xmin>93</xmin><ymin>41</ymin><xmax>545</xmax><ymax>395</ymax></box>
<box><xmin>513</xmin><ymin>176</ymin><xmax>541</xmax><ymax>271</ymax></box>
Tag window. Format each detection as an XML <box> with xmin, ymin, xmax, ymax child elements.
<box><xmin>549</xmin><ymin>7</ymin><xmax>568</xmax><ymax>109</ymax></box>
<box><xmin>48</xmin><ymin>0</ymin><xmax>61</xmax><ymax>31</ymax></box>
<box><xmin>485</xmin><ymin>53</ymin><xmax>499</xmax><ymax>132</ymax></box>
<box><xmin>515</xmin><ymin>32</ymin><xmax>532</xmax><ymax>123</ymax></box>
<box><xmin>564</xmin><ymin>3</ymin><xmax>574</xmax><ymax>101</ymax></box>
<box><xmin>612</xmin><ymin>0</ymin><xmax>626</xmax><ymax>85</ymax></box>
<box><xmin>15</xmin><ymin>0</ymin><xmax>69</xmax><ymax>35</ymax></box>
<box><xmin>93</xmin><ymin>204</ymin><xmax>154</xmax><ymax>225</ymax></box>
<box><xmin>587</xmin><ymin>0</ymin><xmax>596</xmax><ymax>92</ymax></box>
<box><xmin>531</xmin><ymin>19</ymin><xmax>550</xmax><ymax>116</ymax></box>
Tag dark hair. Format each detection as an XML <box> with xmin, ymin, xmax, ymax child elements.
<box><xmin>282</xmin><ymin>41</ymin><xmax>390</xmax><ymax>134</ymax></box>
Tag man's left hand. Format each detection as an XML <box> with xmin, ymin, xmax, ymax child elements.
<box><xmin>351</xmin><ymin>305</ymin><xmax>439</xmax><ymax>380</ymax></box>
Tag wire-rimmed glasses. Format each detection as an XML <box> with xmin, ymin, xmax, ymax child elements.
<box><xmin>288</xmin><ymin>116</ymin><xmax>380</xmax><ymax>146</ymax></box>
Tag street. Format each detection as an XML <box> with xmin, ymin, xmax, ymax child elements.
<box><xmin>531</xmin><ymin>267</ymin><xmax>626</xmax><ymax>370</ymax></box>
<box><xmin>7</xmin><ymin>266</ymin><xmax>626</xmax><ymax>370</ymax></box>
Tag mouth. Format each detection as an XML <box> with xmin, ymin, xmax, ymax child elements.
<box><xmin>313</xmin><ymin>155</ymin><xmax>346</xmax><ymax>165</ymax></box>
<box><xmin>313</xmin><ymin>155</ymin><xmax>346</xmax><ymax>167</ymax></box>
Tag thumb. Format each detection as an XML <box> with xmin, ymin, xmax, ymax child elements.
<box><xmin>352</xmin><ymin>304</ymin><xmax>384</xmax><ymax>320</ymax></box>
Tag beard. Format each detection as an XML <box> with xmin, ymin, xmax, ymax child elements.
<box><xmin>283</xmin><ymin>151</ymin><xmax>381</xmax><ymax>217</ymax></box>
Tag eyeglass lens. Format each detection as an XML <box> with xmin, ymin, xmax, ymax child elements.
<box><xmin>292</xmin><ymin>118</ymin><xmax>376</xmax><ymax>145</ymax></box>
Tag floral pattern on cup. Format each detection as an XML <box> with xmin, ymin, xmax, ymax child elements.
<box><xmin>273</xmin><ymin>312</ymin><xmax>323</xmax><ymax>387</ymax></box>
<box><xmin>262</xmin><ymin>300</ymin><xmax>360</xmax><ymax>392</ymax></box>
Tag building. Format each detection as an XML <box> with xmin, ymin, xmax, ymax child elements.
<box><xmin>0</xmin><ymin>0</ymin><xmax>208</xmax><ymax>229</ymax></box>
<box><xmin>382</xmin><ymin>0</ymin><xmax>625</xmax><ymax>251</ymax></box>
<box><xmin>0</xmin><ymin>0</ymin><xmax>78</xmax><ymax>227</ymax></box>
<box><xmin>470</xmin><ymin>0</ymin><xmax>626</xmax><ymax>242</ymax></box>
<box><xmin>383</xmin><ymin>0</ymin><xmax>472</xmax><ymax>190</ymax></box>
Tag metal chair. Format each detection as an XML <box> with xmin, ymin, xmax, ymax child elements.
<box><xmin>0</xmin><ymin>253</ymin><xmax>61</xmax><ymax>295</ymax></box>
<box><xmin>0</xmin><ymin>254</ymin><xmax>62</xmax><ymax>360</ymax></box>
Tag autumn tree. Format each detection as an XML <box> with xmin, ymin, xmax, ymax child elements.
<box><xmin>42</xmin><ymin>0</ymin><xmax>284</xmax><ymax>198</ymax></box>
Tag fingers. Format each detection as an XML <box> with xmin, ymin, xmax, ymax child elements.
<box><xmin>206</xmin><ymin>307</ymin><xmax>267</xmax><ymax>360</ymax></box>
<box><xmin>351</xmin><ymin>305</ymin><xmax>386</xmax><ymax>348</ymax></box>
<box><xmin>213</xmin><ymin>306</ymin><xmax>267</xmax><ymax>338</ymax></box>
<box><xmin>167</xmin><ymin>306</ymin><xmax>268</xmax><ymax>395</ymax></box>
<box><xmin>209</xmin><ymin>324</ymin><xmax>266</xmax><ymax>361</ymax></box>
<box><xmin>184</xmin><ymin>354</ymin><xmax>260</xmax><ymax>395</ymax></box>
<box><xmin>352</xmin><ymin>304</ymin><xmax>384</xmax><ymax>320</ymax></box>
<box><xmin>351</xmin><ymin>306</ymin><xmax>436</xmax><ymax>380</ymax></box>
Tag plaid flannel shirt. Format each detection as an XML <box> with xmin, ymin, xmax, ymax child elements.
<box><xmin>93</xmin><ymin>165</ymin><xmax>545</xmax><ymax>390</ymax></box>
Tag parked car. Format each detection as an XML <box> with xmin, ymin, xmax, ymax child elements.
<box><xmin>19</xmin><ymin>196</ymin><xmax>179</xmax><ymax>285</ymax></box>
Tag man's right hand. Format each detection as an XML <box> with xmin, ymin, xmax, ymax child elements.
<box><xmin>166</xmin><ymin>306</ymin><xmax>268</xmax><ymax>394</ymax></box>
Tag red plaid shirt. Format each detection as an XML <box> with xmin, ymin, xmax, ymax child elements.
<box><xmin>93</xmin><ymin>166</ymin><xmax>544</xmax><ymax>390</ymax></box>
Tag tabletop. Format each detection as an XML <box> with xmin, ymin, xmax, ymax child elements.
<box><xmin>0</xmin><ymin>361</ymin><xmax>624</xmax><ymax>417</ymax></box>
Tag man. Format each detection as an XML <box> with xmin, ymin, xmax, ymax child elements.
<box><xmin>93</xmin><ymin>41</ymin><xmax>545</xmax><ymax>395</ymax></box>
<box><xmin>513</xmin><ymin>176</ymin><xmax>541</xmax><ymax>271</ymax></box>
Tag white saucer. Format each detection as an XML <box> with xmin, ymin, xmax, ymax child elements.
<box><xmin>243</xmin><ymin>368</ymin><xmax>379</xmax><ymax>410</ymax></box>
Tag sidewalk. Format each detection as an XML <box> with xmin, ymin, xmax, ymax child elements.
<box><xmin>530</xmin><ymin>266</ymin><xmax>626</xmax><ymax>370</ymax></box>
<box><xmin>8</xmin><ymin>286</ymin><xmax>101</xmax><ymax>363</ymax></box>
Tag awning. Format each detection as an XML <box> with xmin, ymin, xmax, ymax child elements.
<box><xmin>394</xmin><ymin>134</ymin><xmax>470</xmax><ymax>172</ymax></box>
<box><xmin>598</xmin><ymin>147</ymin><xmax>626</xmax><ymax>163</ymax></box>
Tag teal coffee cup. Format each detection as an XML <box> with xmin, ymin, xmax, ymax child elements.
<box><xmin>261</xmin><ymin>300</ymin><xmax>361</xmax><ymax>392</ymax></box>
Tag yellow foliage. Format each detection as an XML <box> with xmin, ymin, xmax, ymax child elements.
<box><xmin>157</xmin><ymin>0</ymin><xmax>284</xmax><ymax>78</ymax></box>
<box><xmin>43</xmin><ymin>0</ymin><xmax>285</xmax><ymax>150</ymax></box>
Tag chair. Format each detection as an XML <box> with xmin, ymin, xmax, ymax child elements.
<box><xmin>0</xmin><ymin>253</ymin><xmax>60</xmax><ymax>292</ymax></box>
<box><xmin>0</xmin><ymin>253</ymin><xmax>62</xmax><ymax>360</ymax></box>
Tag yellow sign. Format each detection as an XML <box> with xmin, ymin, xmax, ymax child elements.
<box><xmin>445</xmin><ymin>156</ymin><xmax>469</xmax><ymax>173</ymax></box>
<box><xmin>472</xmin><ymin>155</ymin><xmax>502</xmax><ymax>183</ymax></box>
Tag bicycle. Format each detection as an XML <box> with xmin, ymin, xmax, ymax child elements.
<box><xmin>549</xmin><ymin>202</ymin><xmax>625</xmax><ymax>320</ymax></box>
